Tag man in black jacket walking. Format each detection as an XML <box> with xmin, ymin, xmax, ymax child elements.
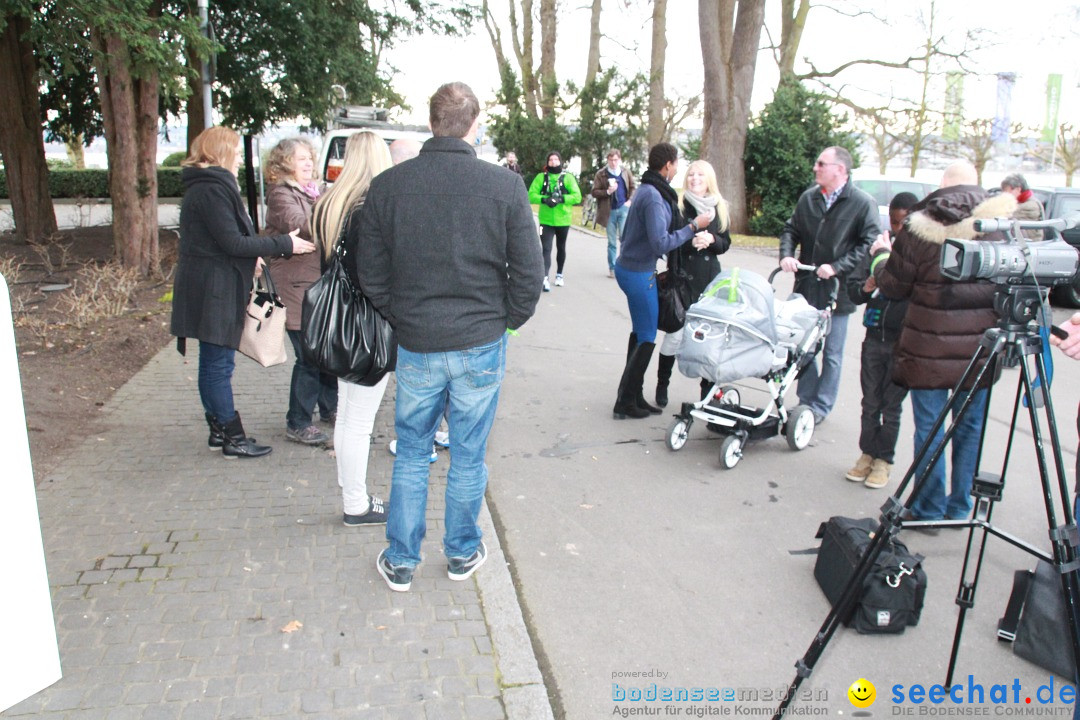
<box><xmin>354</xmin><ymin>82</ymin><xmax>544</xmax><ymax>592</ymax></box>
<box><xmin>779</xmin><ymin>145</ymin><xmax>878</xmax><ymax>424</ymax></box>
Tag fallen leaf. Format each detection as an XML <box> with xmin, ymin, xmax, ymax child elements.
<box><xmin>280</xmin><ymin>620</ymin><xmax>303</xmax><ymax>633</ymax></box>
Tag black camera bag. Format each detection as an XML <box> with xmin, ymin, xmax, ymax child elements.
<box><xmin>814</xmin><ymin>516</ymin><xmax>927</xmax><ymax>634</ymax></box>
<box><xmin>997</xmin><ymin>561</ymin><xmax>1077</xmax><ymax>680</ymax></box>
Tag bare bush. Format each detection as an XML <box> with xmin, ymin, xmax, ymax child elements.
<box><xmin>0</xmin><ymin>256</ymin><xmax>23</xmax><ymax>286</ymax></box>
<box><xmin>59</xmin><ymin>262</ymin><xmax>141</xmax><ymax>328</ymax></box>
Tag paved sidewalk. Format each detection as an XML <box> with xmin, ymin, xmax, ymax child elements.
<box><xmin>6</xmin><ymin>343</ymin><xmax>551</xmax><ymax>718</ymax></box>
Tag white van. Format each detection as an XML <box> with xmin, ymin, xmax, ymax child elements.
<box><xmin>317</xmin><ymin>106</ymin><xmax>431</xmax><ymax>183</ymax></box>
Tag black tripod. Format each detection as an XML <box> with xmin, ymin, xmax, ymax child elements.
<box><xmin>773</xmin><ymin>286</ymin><xmax>1080</xmax><ymax>719</ymax></box>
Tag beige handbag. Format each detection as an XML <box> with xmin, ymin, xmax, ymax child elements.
<box><xmin>238</xmin><ymin>266</ymin><xmax>287</xmax><ymax>367</ymax></box>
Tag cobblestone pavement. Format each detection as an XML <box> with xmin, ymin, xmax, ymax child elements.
<box><xmin>6</xmin><ymin>344</ymin><xmax>550</xmax><ymax>719</ymax></box>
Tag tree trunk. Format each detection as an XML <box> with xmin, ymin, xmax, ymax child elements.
<box><xmin>0</xmin><ymin>13</ymin><xmax>58</xmax><ymax>244</ymax></box>
<box><xmin>699</xmin><ymin>0</ymin><xmax>766</xmax><ymax>234</ymax></box>
<box><xmin>584</xmin><ymin>0</ymin><xmax>602</xmax><ymax>88</ymax></box>
<box><xmin>185</xmin><ymin>43</ymin><xmax>205</xmax><ymax>151</ymax></box>
<box><xmin>508</xmin><ymin>0</ymin><xmax>539</xmax><ymax>118</ymax></box>
<box><xmin>537</xmin><ymin>0</ymin><xmax>557</xmax><ymax>118</ymax></box>
<box><xmin>65</xmin><ymin>134</ymin><xmax>87</xmax><ymax>169</ymax></box>
<box><xmin>91</xmin><ymin>26</ymin><xmax>160</xmax><ymax>275</ymax></box>
<box><xmin>647</xmin><ymin>0</ymin><xmax>668</xmax><ymax>146</ymax></box>
<box><xmin>777</xmin><ymin>0</ymin><xmax>809</xmax><ymax>82</ymax></box>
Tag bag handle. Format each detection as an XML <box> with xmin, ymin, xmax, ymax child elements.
<box><xmin>997</xmin><ymin>568</ymin><xmax>1034</xmax><ymax>642</ymax></box>
<box><xmin>253</xmin><ymin>263</ymin><xmax>279</xmax><ymax>297</ymax></box>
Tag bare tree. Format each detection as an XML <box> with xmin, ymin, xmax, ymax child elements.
<box><xmin>940</xmin><ymin>118</ymin><xmax>995</xmax><ymax>186</ymax></box>
<box><xmin>481</xmin><ymin>0</ymin><xmax>540</xmax><ymax>117</ymax></box>
<box><xmin>853</xmin><ymin>108</ymin><xmax>908</xmax><ymax>175</ymax></box>
<box><xmin>661</xmin><ymin>93</ymin><xmax>701</xmax><ymax>148</ymax></box>
<box><xmin>537</xmin><ymin>0</ymin><xmax>557</xmax><ymax>118</ymax></box>
<box><xmin>699</xmin><ymin>0</ymin><xmax>766</xmax><ymax>233</ymax></box>
<box><xmin>647</xmin><ymin>0</ymin><xmax>667</xmax><ymax>146</ymax></box>
<box><xmin>0</xmin><ymin>11</ymin><xmax>58</xmax><ymax>244</ymax></box>
<box><xmin>1031</xmin><ymin>123</ymin><xmax>1080</xmax><ymax>187</ymax></box>
<box><xmin>584</xmin><ymin>0</ymin><xmax>602</xmax><ymax>88</ymax></box>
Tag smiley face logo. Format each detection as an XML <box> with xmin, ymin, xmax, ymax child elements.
<box><xmin>848</xmin><ymin>678</ymin><xmax>876</xmax><ymax>708</ymax></box>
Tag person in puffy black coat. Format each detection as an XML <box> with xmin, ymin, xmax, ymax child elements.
<box><xmin>871</xmin><ymin>161</ymin><xmax>1016</xmax><ymax>521</ymax></box>
<box><xmin>170</xmin><ymin>126</ymin><xmax>315</xmax><ymax>459</ymax></box>
<box><xmin>654</xmin><ymin>159</ymin><xmax>731</xmax><ymax>408</ymax></box>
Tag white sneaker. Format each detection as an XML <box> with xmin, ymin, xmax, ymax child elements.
<box><xmin>543</xmin><ymin>278</ymin><xmax>551</xmax><ymax>292</ymax></box>
<box><xmin>434</xmin><ymin>430</ymin><xmax>450</xmax><ymax>448</ymax></box>
<box><xmin>388</xmin><ymin>439</ymin><xmax>437</xmax><ymax>463</ymax></box>
<box><xmin>554</xmin><ymin>274</ymin><xmax>564</xmax><ymax>287</ymax></box>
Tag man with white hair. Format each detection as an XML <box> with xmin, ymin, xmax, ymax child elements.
<box><xmin>870</xmin><ymin>160</ymin><xmax>1017</xmax><ymax>525</ymax></box>
<box><xmin>388</xmin><ymin>138</ymin><xmax>422</xmax><ymax>165</ymax></box>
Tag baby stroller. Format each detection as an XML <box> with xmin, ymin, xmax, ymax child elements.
<box><xmin>664</xmin><ymin>265</ymin><xmax>837</xmax><ymax>469</ymax></box>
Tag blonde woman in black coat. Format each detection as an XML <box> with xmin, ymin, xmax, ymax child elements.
<box><xmin>170</xmin><ymin>126</ymin><xmax>316</xmax><ymax>458</ymax></box>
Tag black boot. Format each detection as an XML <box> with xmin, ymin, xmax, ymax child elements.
<box><xmin>205</xmin><ymin>413</ymin><xmax>225</xmax><ymax>450</ymax></box>
<box><xmin>221</xmin><ymin>413</ymin><xmax>272</xmax><ymax>459</ymax></box>
<box><xmin>614</xmin><ymin>341</ymin><xmax>656</xmax><ymax>419</ymax></box>
<box><xmin>655</xmin><ymin>353</ymin><xmax>675</xmax><ymax>408</ymax></box>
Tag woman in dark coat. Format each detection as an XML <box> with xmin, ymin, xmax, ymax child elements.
<box><xmin>654</xmin><ymin>159</ymin><xmax>731</xmax><ymax>407</ymax></box>
<box><xmin>170</xmin><ymin>126</ymin><xmax>315</xmax><ymax>458</ymax></box>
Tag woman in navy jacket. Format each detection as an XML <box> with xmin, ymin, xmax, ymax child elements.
<box><xmin>612</xmin><ymin>143</ymin><xmax>712</xmax><ymax>419</ymax></box>
<box><xmin>170</xmin><ymin>126</ymin><xmax>315</xmax><ymax>458</ymax></box>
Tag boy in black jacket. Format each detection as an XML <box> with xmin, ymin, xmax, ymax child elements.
<box><xmin>844</xmin><ymin>192</ymin><xmax>918</xmax><ymax>488</ymax></box>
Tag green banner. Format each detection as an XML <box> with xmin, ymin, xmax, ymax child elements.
<box><xmin>943</xmin><ymin>72</ymin><xmax>964</xmax><ymax>141</ymax></box>
<box><xmin>1043</xmin><ymin>74</ymin><xmax>1062</xmax><ymax>144</ymax></box>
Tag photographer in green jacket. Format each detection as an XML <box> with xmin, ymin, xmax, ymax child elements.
<box><xmin>528</xmin><ymin>151</ymin><xmax>582</xmax><ymax>291</ymax></box>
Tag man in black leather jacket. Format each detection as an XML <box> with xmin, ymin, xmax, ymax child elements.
<box><xmin>779</xmin><ymin>145</ymin><xmax>879</xmax><ymax>424</ymax></box>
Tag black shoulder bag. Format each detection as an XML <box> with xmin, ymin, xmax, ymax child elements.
<box><xmin>656</xmin><ymin>249</ymin><xmax>694</xmax><ymax>333</ymax></box>
<box><xmin>300</xmin><ymin>233</ymin><xmax>396</xmax><ymax>386</ymax></box>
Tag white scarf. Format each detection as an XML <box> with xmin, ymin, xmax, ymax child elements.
<box><xmin>684</xmin><ymin>190</ymin><xmax>719</xmax><ymax>216</ymax></box>
<box><xmin>606</xmin><ymin>163</ymin><xmax>623</xmax><ymax>177</ymax></box>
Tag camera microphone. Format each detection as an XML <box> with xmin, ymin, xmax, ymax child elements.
<box><xmin>974</xmin><ymin>216</ymin><xmax>1079</xmax><ymax>233</ymax></box>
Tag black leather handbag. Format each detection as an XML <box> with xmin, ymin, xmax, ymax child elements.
<box><xmin>300</xmin><ymin>239</ymin><xmax>396</xmax><ymax>386</ymax></box>
<box><xmin>656</xmin><ymin>250</ymin><xmax>694</xmax><ymax>333</ymax></box>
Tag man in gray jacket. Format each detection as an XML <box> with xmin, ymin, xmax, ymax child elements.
<box><xmin>354</xmin><ymin>81</ymin><xmax>544</xmax><ymax>592</ymax></box>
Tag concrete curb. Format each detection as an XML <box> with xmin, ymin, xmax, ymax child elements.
<box><xmin>476</xmin><ymin>502</ymin><xmax>555</xmax><ymax>720</ymax></box>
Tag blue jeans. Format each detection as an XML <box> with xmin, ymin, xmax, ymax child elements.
<box><xmin>286</xmin><ymin>329</ymin><xmax>338</xmax><ymax>429</ymax></box>
<box><xmin>909</xmin><ymin>387</ymin><xmax>988</xmax><ymax>520</ymax></box>
<box><xmin>614</xmin><ymin>265</ymin><xmax>658</xmax><ymax>344</ymax></box>
<box><xmin>607</xmin><ymin>205</ymin><xmax>629</xmax><ymax>271</ymax></box>
<box><xmin>198</xmin><ymin>341</ymin><xmax>236</xmax><ymax>424</ymax></box>
<box><xmin>797</xmin><ymin>312</ymin><xmax>849</xmax><ymax>419</ymax></box>
<box><xmin>385</xmin><ymin>335</ymin><xmax>507</xmax><ymax>568</ymax></box>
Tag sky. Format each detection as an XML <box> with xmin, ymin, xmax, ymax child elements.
<box><xmin>383</xmin><ymin>0</ymin><xmax>1079</xmax><ymax>136</ymax></box>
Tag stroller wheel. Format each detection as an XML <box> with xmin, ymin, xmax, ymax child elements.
<box><xmin>786</xmin><ymin>405</ymin><xmax>815</xmax><ymax>451</ymax></box>
<box><xmin>666</xmin><ymin>417</ymin><xmax>691</xmax><ymax>451</ymax></box>
<box><xmin>719</xmin><ymin>435</ymin><xmax>744</xmax><ymax>469</ymax></box>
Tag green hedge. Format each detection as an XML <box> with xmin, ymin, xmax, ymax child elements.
<box><xmin>0</xmin><ymin>167</ymin><xmax>249</xmax><ymax>199</ymax></box>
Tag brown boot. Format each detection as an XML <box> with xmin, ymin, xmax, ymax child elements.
<box><xmin>864</xmin><ymin>458</ymin><xmax>892</xmax><ymax>489</ymax></box>
<box><xmin>844</xmin><ymin>453</ymin><xmax>873</xmax><ymax>482</ymax></box>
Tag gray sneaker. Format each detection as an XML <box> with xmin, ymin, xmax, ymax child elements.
<box><xmin>448</xmin><ymin>541</ymin><xmax>487</xmax><ymax>581</ymax></box>
<box><xmin>377</xmin><ymin>550</ymin><xmax>414</xmax><ymax>592</ymax></box>
<box><xmin>286</xmin><ymin>424</ymin><xmax>329</xmax><ymax>446</ymax></box>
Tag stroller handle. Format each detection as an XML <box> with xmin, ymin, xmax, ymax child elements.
<box><xmin>767</xmin><ymin>263</ymin><xmax>816</xmax><ymax>284</ymax></box>
<box><xmin>769</xmin><ymin>264</ymin><xmax>840</xmax><ymax>307</ymax></box>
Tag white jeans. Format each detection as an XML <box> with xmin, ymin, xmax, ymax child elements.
<box><xmin>335</xmin><ymin>375</ymin><xmax>389</xmax><ymax>515</ymax></box>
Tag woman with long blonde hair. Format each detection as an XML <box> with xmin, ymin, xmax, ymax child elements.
<box><xmin>171</xmin><ymin>126</ymin><xmax>316</xmax><ymax>458</ymax></box>
<box><xmin>310</xmin><ymin>131</ymin><xmax>394</xmax><ymax>525</ymax></box>
<box><xmin>654</xmin><ymin>159</ymin><xmax>732</xmax><ymax>408</ymax></box>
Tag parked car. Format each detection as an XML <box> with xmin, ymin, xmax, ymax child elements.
<box><xmin>1031</xmin><ymin>187</ymin><xmax>1080</xmax><ymax>306</ymax></box>
<box><xmin>852</xmin><ymin>174</ymin><xmax>938</xmax><ymax>232</ymax></box>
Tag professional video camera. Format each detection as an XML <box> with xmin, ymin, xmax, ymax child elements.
<box><xmin>940</xmin><ymin>215</ymin><xmax>1080</xmax><ymax>285</ymax></box>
